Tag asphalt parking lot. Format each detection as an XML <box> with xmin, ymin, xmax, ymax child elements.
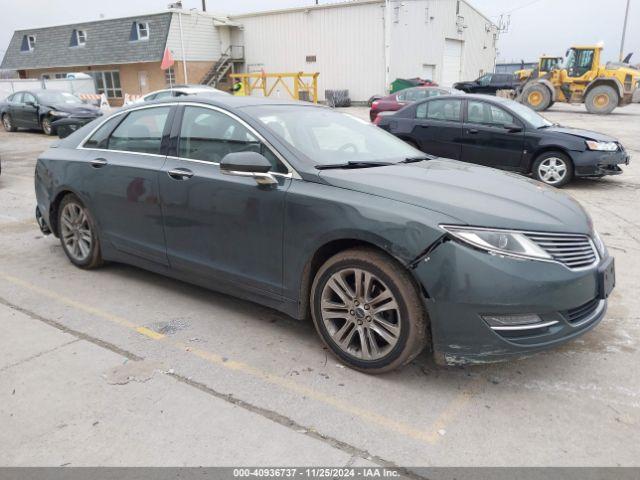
<box><xmin>1</xmin><ymin>102</ymin><xmax>639</xmax><ymax>469</ymax></box>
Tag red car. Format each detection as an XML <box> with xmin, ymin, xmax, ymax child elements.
<box><xmin>369</xmin><ymin>86</ymin><xmax>463</xmax><ymax>121</ymax></box>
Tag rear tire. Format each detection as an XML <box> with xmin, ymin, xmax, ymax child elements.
<box><xmin>521</xmin><ymin>84</ymin><xmax>552</xmax><ymax>111</ymax></box>
<box><xmin>58</xmin><ymin>194</ymin><xmax>103</xmax><ymax>269</ymax></box>
<box><xmin>585</xmin><ymin>85</ymin><xmax>618</xmax><ymax>114</ymax></box>
<box><xmin>2</xmin><ymin>113</ymin><xmax>17</xmax><ymax>132</ymax></box>
<box><xmin>532</xmin><ymin>151</ymin><xmax>574</xmax><ymax>187</ymax></box>
<box><xmin>311</xmin><ymin>247</ymin><xmax>428</xmax><ymax>374</ymax></box>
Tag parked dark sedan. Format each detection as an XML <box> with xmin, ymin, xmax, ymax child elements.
<box><xmin>369</xmin><ymin>86</ymin><xmax>462</xmax><ymax>121</ymax></box>
<box><xmin>453</xmin><ymin>72</ymin><xmax>518</xmax><ymax>95</ymax></box>
<box><xmin>376</xmin><ymin>95</ymin><xmax>630</xmax><ymax>187</ymax></box>
<box><xmin>1</xmin><ymin>89</ymin><xmax>101</xmax><ymax>135</ymax></box>
<box><xmin>34</xmin><ymin>96</ymin><xmax>615</xmax><ymax>372</ymax></box>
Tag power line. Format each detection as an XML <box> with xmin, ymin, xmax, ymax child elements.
<box><xmin>490</xmin><ymin>0</ymin><xmax>546</xmax><ymax>18</ymax></box>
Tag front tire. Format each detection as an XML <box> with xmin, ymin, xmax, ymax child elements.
<box><xmin>2</xmin><ymin>113</ymin><xmax>17</xmax><ymax>132</ymax></box>
<box><xmin>585</xmin><ymin>85</ymin><xmax>618</xmax><ymax>114</ymax></box>
<box><xmin>311</xmin><ymin>247</ymin><xmax>428</xmax><ymax>373</ymax></box>
<box><xmin>58</xmin><ymin>194</ymin><xmax>103</xmax><ymax>269</ymax></box>
<box><xmin>521</xmin><ymin>84</ymin><xmax>552</xmax><ymax>111</ymax></box>
<box><xmin>532</xmin><ymin>151</ymin><xmax>573</xmax><ymax>187</ymax></box>
<box><xmin>41</xmin><ymin>116</ymin><xmax>55</xmax><ymax>135</ymax></box>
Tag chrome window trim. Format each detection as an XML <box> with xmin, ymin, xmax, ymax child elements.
<box><xmin>76</xmin><ymin>101</ymin><xmax>301</xmax><ymax>179</ymax></box>
<box><xmin>440</xmin><ymin>224</ymin><xmax>600</xmax><ymax>272</ymax></box>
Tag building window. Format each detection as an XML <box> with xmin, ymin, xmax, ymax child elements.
<box><xmin>77</xmin><ymin>30</ymin><xmax>87</xmax><ymax>45</ymax></box>
<box><xmin>165</xmin><ymin>67</ymin><xmax>176</xmax><ymax>86</ymax></box>
<box><xmin>88</xmin><ymin>71</ymin><xmax>122</xmax><ymax>99</ymax></box>
<box><xmin>130</xmin><ymin>21</ymin><xmax>150</xmax><ymax>41</ymax></box>
<box><xmin>21</xmin><ymin>34</ymin><xmax>36</xmax><ymax>52</ymax></box>
<box><xmin>70</xmin><ymin>29</ymin><xmax>87</xmax><ymax>47</ymax></box>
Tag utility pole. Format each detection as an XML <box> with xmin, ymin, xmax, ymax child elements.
<box><xmin>384</xmin><ymin>0</ymin><xmax>391</xmax><ymax>93</ymax></box>
<box><xmin>202</xmin><ymin>0</ymin><xmax>206</xmax><ymax>12</ymax></box>
<box><xmin>619</xmin><ymin>0</ymin><xmax>631</xmax><ymax>61</ymax></box>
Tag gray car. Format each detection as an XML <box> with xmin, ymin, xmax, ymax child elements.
<box><xmin>34</xmin><ymin>96</ymin><xmax>616</xmax><ymax>372</ymax></box>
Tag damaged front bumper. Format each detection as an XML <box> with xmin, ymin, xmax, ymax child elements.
<box><xmin>573</xmin><ymin>149</ymin><xmax>630</xmax><ymax>177</ymax></box>
<box><xmin>411</xmin><ymin>239</ymin><xmax>608</xmax><ymax>366</ymax></box>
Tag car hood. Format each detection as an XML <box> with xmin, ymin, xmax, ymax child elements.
<box><xmin>318</xmin><ymin>159</ymin><xmax>592</xmax><ymax>234</ymax></box>
<box><xmin>46</xmin><ymin>103</ymin><xmax>101</xmax><ymax>116</ymax></box>
<box><xmin>543</xmin><ymin>125</ymin><xmax>616</xmax><ymax>142</ymax></box>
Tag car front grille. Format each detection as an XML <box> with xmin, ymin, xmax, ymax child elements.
<box><xmin>525</xmin><ymin>232</ymin><xmax>598</xmax><ymax>269</ymax></box>
<box><xmin>563</xmin><ymin>297</ymin><xmax>602</xmax><ymax>324</ymax></box>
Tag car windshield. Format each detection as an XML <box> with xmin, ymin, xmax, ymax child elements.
<box><xmin>246</xmin><ymin>105</ymin><xmax>421</xmax><ymax>166</ymax></box>
<box><xmin>502</xmin><ymin>99</ymin><xmax>553</xmax><ymax>128</ymax></box>
<box><xmin>36</xmin><ymin>91</ymin><xmax>83</xmax><ymax>105</ymax></box>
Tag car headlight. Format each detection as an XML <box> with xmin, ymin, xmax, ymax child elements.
<box><xmin>441</xmin><ymin>225</ymin><xmax>552</xmax><ymax>261</ymax></box>
<box><xmin>49</xmin><ymin>110</ymin><xmax>70</xmax><ymax>117</ymax></box>
<box><xmin>585</xmin><ymin>140</ymin><xmax>618</xmax><ymax>151</ymax></box>
<box><xmin>592</xmin><ymin>229</ymin><xmax>606</xmax><ymax>257</ymax></box>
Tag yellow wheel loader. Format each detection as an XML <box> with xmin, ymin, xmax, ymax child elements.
<box><xmin>518</xmin><ymin>45</ymin><xmax>640</xmax><ymax>114</ymax></box>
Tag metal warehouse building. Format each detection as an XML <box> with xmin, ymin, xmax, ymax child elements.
<box><xmin>232</xmin><ymin>0</ymin><xmax>498</xmax><ymax>101</ymax></box>
<box><xmin>2</xmin><ymin>0</ymin><xmax>497</xmax><ymax>104</ymax></box>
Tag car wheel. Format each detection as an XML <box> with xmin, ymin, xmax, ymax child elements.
<box><xmin>585</xmin><ymin>85</ymin><xmax>618</xmax><ymax>114</ymax></box>
<box><xmin>41</xmin><ymin>116</ymin><xmax>55</xmax><ymax>135</ymax></box>
<box><xmin>311</xmin><ymin>247</ymin><xmax>428</xmax><ymax>373</ymax></box>
<box><xmin>2</xmin><ymin>113</ymin><xmax>17</xmax><ymax>132</ymax></box>
<box><xmin>521</xmin><ymin>84</ymin><xmax>552</xmax><ymax>111</ymax></box>
<box><xmin>58</xmin><ymin>194</ymin><xmax>103</xmax><ymax>269</ymax></box>
<box><xmin>533</xmin><ymin>152</ymin><xmax>574</xmax><ymax>187</ymax></box>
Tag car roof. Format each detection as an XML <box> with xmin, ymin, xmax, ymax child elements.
<box><xmin>131</xmin><ymin>95</ymin><xmax>324</xmax><ymax>110</ymax></box>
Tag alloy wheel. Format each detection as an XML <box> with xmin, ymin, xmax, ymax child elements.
<box><xmin>538</xmin><ymin>157</ymin><xmax>567</xmax><ymax>185</ymax></box>
<box><xmin>42</xmin><ymin>117</ymin><xmax>52</xmax><ymax>135</ymax></box>
<box><xmin>320</xmin><ymin>268</ymin><xmax>401</xmax><ymax>360</ymax></box>
<box><xmin>60</xmin><ymin>202</ymin><xmax>92</xmax><ymax>262</ymax></box>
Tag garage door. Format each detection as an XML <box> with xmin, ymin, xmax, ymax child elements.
<box><xmin>442</xmin><ymin>39</ymin><xmax>463</xmax><ymax>86</ymax></box>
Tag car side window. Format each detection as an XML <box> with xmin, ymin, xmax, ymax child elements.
<box><xmin>416</xmin><ymin>103</ymin><xmax>428</xmax><ymax>119</ymax></box>
<box><xmin>477</xmin><ymin>74</ymin><xmax>492</xmax><ymax>86</ymax></box>
<box><xmin>425</xmin><ymin>99</ymin><xmax>462</xmax><ymax>122</ymax></box>
<box><xmin>154</xmin><ymin>91</ymin><xmax>173</xmax><ymax>100</ymax></box>
<box><xmin>10</xmin><ymin>93</ymin><xmax>23</xmax><ymax>103</ymax></box>
<box><xmin>178</xmin><ymin>106</ymin><xmax>287</xmax><ymax>173</ymax></box>
<box><xmin>84</xmin><ymin>115</ymin><xmax>125</xmax><ymax>149</ymax></box>
<box><xmin>467</xmin><ymin>101</ymin><xmax>515</xmax><ymax>126</ymax></box>
<box><xmin>107</xmin><ymin>106</ymin><xmax>171</xmax><ymax>155</ymax></box>
<box><xmin>23</xmin><ymin>93</ymin><xmax>36</xmax><ymax>105</ymax></box>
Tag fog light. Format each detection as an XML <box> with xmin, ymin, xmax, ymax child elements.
<box><xmin>482</xmin><ymin>314</ymin><xmax>558</xmax><ymax>331</ymax></box>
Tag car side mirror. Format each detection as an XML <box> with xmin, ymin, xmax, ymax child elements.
<box><xmin>504</xmin><ymin>123</ymin><xmax>523</xmax><ymax>133</ymax></box>
<box><xmin>220</xmin><ymin>151</ymin><xmax>277</xmax><ymax>186</ymax></box>
<box><xmin>25</xmin><ymin>100</ymin><xmax>36</xmax><ymax>107</ymax></box>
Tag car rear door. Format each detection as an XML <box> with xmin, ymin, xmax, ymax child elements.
<box><xmin>158</xmin><ymin>104</ymin><xmax>290</xmax><ymax>298</ymax></box>
<box><xmin>409</xmin><ymin>98</ymin><xmax>463</xmax><ymax>160</ymax></box>
<box><xmin>80</xmin><ymin>104</ymin><xmax>175</xmax><ymax>265</ymax></box>
<box><xmin>460</xmin><ymin>99</ymin><xmax>525</xmax><ymax>169</ymax></box>
<box><xmin>5</xmin><ymin>93</ymin><xmax>22</xmax><ymax>126</ymax></box>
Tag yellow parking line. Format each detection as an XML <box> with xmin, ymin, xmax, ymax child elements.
<box><xmin>0</xmin><ymin>272</ymin><xmax>476</xmax><ymax>444</ymax></box>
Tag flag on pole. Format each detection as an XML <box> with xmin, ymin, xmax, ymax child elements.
<box><xmin>161</xmin><ymin>48</ymin><xmax>174</xmax><ymax>70</ymax></box>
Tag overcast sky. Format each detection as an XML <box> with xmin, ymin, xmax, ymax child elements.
<box><xmin>1</xmin><ymin>0</ymin><xmax>637</xmax><ymax>65</ymax></box>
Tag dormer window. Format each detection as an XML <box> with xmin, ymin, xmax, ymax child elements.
<box><xmin>77</xmin><ymin>30</ymin><xmax>87</xmax><ymax>45</ymax></box>
<box><xmin>70</xmin><ymin>29</ymin><xmax>87</xmax><ymax>47</ymax></box>
<box><xmin>129</xmin><ymin>21</ymin><xmax>150</xmax><ymax>41</ymax></box>
<box><xmin>21</xmin><ymin>34</ymin><xmax>36</xmax><ymax>52</ymax></box>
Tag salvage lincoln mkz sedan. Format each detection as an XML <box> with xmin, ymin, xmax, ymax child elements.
<box><xmin>34</xmin><ymin>96</ymin><xmax>615</xmax><ymax>372</ymax></box>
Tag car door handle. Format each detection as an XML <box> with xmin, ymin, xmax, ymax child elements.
<box><xmin>167</xmin><ymin>168</ymin><xmax>194</xmax><ymax>180</ymax></box>
<box><xmin>467</xmin><ymin>129</ymin><xmax>479</xmax><ymax>134</ymax></box>
<box><xmin>90</xmin><ymin>158</ymin><xmax>108</xmax><ymax>168</ymax></box>
<box><xmin>418</xmin><ymin>124</ymin><xmax>429</xmax><ymax>128</ymax></box>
